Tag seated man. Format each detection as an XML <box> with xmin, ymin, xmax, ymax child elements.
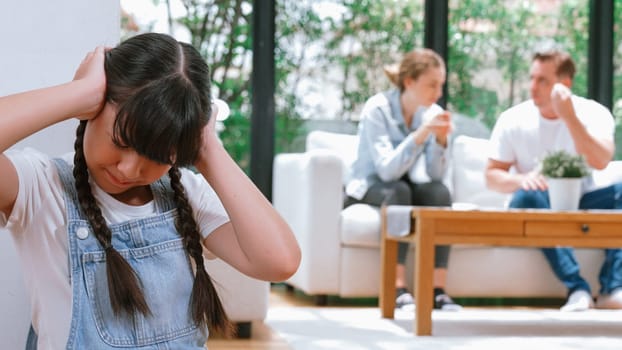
<box><xmin>485</xmin><ymin>49</ymin><xmax>622</xmax><ymax>311</ymax></box>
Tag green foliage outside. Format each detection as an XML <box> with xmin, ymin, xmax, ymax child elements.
<box><xmin>447</xmin><ymin>0</ymin><xmax>589</xmax><ymax>128</ymax></box>
<box><xmin>149</xmin><ymin>0</ymin><xmax>622</xmax><ymax>172</ymax></box>
<box><xmin>613</xmin><ymin>0</ymin><xmax>622</xmax><ymax>159</ymax></box>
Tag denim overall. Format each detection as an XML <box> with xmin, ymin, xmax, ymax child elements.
<box><xmin>45</xmin><ymin>158</ymin><xmax>207</xmax><ymax>349</ymax></box>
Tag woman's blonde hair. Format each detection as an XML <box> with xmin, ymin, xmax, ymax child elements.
<box><xmin>383</xmin><ymin>48</ymin><xmax>445</xmax><ymax>92</ymax></box>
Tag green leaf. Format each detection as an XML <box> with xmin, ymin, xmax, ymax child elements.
<box><xmin>540</xmin><ymin>150</ymin><xmax>590</xmax><ymax>178</ymax></box>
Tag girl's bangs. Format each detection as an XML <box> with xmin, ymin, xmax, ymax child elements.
<box><xmin>112</xmin><ymin>81</ymin><xmax>205</xmax><ymax>166</ymax></box>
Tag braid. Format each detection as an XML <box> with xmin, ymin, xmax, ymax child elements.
<box><xmin>73</xmin><ymin>121</ymin><xmax>151</xmax><ymax>318</ymax></box>
<box><xmin>168</xmin><ymin>167</ymin><xmax>233</xmax><ymax>337</ymax></box>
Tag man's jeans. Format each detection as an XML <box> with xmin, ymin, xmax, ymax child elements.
<box><xmin>509</xmin><ymin>183</ymin><xmax>622</xmax><ymax>295</ymax></box>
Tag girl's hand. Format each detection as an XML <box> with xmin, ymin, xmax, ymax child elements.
<box><xmin>73</xmin><ymin>46</ymin><xmax>107</xmax><ymax>120</ymax></box>
<box><xmin>195</xmin><ymin>102</ymin><xmax>224</xmax><ymax>168</ymax></box>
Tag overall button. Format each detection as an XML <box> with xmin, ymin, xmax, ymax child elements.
<box><xmin>76</xmin><ymin>227</ymin><xmax>89</xmax><ymax>240</ymax></box>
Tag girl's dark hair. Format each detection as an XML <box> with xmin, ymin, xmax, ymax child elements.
<box><xmin>72</xmin><ymin>32</ymin><xmax>233</xmax><ymax>336</ymax></box>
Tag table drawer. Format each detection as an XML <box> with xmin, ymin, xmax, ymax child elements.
<box><xmin>434</xmin><ymin>219</ymin><xmax>523</xmax><ymax>236</ymax></box>
<box><xmin>525</xmin><ymin>221</ymin><xmax>622</xmax><ymax>237</ymax></box>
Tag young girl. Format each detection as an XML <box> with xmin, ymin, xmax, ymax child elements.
<box><xmin>0</xmin><ymin>32</ymin><xmax>300</xmax><ymax>349</ymax></box>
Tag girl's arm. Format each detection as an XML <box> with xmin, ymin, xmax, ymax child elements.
<box><xmin>196</xmin><ymin>113</ymin><xmax>301</xmax><ymax>282</ymax></box>
<box><xmin>0</xmin><ymin>47</ymin><xmax>106</xmax><ymax>217</ymax></box>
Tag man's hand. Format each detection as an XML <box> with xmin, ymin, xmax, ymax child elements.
<box><xmin>520</xmin><ymin>170</ymin><xmax>548</xmax><ymax>191</ymax></box>
<box><xmin>550</xmin><ymin>83</ymin><xmax>576</xmax><ymax>122</ymax></box>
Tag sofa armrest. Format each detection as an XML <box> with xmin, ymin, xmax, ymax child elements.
<box><xmin>272</xmin><ymin>150</ymin><xmax>344</xmax><ymax>294</ymax></box>
<box><xmin>205</xmin><ymin>258</ymin><xmax>269</xmax><ymax>322</ymax></box>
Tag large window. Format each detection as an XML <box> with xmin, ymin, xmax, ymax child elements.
<box><xmin>122</xmin><ymin>0</ymin><xmax>621</xmax><ymax>169</ymax></box>
<box><xmin>614</xmin><ymin>0</ymin><xmax>622</xmax><ymax>158</ymax></box>
<box><xmin>274</xmin><ymin>0</ymin><xmax>426</xmax><ymax>152</ymax></box>
<box><xmin>276</xmin><ymin>1</ymin><xmax>608</xmax><ymax>153</ymax></box>
<box><xmin>447</xmin><ymin>0</ymin><xmax>589</xmax><ymax>131</ymax></box>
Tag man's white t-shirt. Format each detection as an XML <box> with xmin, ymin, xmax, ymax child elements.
<box><xmin>488</xmin><ymin>96</ymin><xmax>614</xmax><ymax>192</ymax></box>
<box><xmin>1</xmin><ymin>149</ymin><xmax>230</xmax><ymax>350</ymax></box>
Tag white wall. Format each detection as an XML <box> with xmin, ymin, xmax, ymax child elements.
<box><xmin>0</xmin><ymin>1</ymin><xmax>119</xmax><ymax>348</ymax></box>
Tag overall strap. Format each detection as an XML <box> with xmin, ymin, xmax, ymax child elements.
<box><xmin>150</xmin><ymin>174</ymin><xmax>177</xmax><ymax>213</ymax></box>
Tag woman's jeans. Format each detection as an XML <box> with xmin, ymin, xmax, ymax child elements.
<box><xmin>509</xmin><ymin>183</ymin><xmax>622</xmax><ymax>295</ymax></box>
<box><xmin>344</xmin><ymin>180</ymin><xmax>451</xmax><ymax>268</ymax></box>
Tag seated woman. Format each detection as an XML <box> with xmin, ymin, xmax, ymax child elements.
<box><xmin>344</xmin><ymin>48</ymin><xmax>460</xmax><ymax>311</ymax></box>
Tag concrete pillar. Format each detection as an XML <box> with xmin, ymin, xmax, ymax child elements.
<box><xmin>0</xmin><ymin>1</ymin><xmax>119</xmax><ymax>348</ymax></box>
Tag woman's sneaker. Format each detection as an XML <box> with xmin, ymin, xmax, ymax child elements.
<box><xmin>434</xmin><ymin>293</ymin><xmax>462</xmax><ymax>311</ymax></box>
<box><xmin>396</xmin><ymin>287</ymin><xmax>415</xmax><ymax>311</ymax></box>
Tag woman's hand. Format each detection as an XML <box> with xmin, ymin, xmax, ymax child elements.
<box><xmin>425</xmin><ymin>111</ymin><xmax>453</xmax><ymax>146</ymax></box>
<box><xmin>73</xmin><ymin>46</ymin><xmax>107</xmax><ymax>120</ymax></box>
<box><xmin>426</xmin><ymin>110</ymin><xmax>452</xmax><ymax>134</ymax></box>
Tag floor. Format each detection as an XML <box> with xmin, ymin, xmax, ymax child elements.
<box><xmin>206</xmin><ymin>285</ymin><xmax>586</xmax><ymax>350</ymax></box>
<box><xmin>206</xmin><ymin>284</ymin><xmax>310</xmax><ymax>350</ymax></box>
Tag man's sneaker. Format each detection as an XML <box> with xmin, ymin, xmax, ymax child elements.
<box><xmin>395</xmin><ymin>288</ymin><xmax>415</xmax><ymax>311</ymax></box>
<box><xmin>434</xmin><ymin>293</ymin><xmax>462</xmax><ymax>311</ymax></box>
<box><xmin>596</xmin><ymin>288</ymin><xmax>622</xmax><ymax>309</ymax></box>
<box><xmin>560</xmin><ymin>289</ymin><xmax>594</xmax><ymax>312</ymax></box>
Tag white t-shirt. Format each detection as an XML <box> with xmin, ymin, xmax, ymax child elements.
<box><xmin>1</xmin><ymin>148</ymin><xmax>229</xmax><ymax>350</ymax></box>
<box><xmin>488</xmin><ymin>96</ymin><xmax>614</xmax><ymax>192</ymax></box>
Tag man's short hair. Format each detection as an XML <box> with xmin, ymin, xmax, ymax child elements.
<box><xmin>533</xmin><ymin>50</ymin><xmax>576</xmax><ymax>80</ymax></box>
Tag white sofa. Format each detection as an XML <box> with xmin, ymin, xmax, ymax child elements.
<box><xmin>205</xmin><ymin>258</ymin><xmax>269</xmax><ymax>338</ymax></box>
<box><xmin>272</xmin><ymin>130</ymin><xmax>622</xmax><ymax>303</ymax></box>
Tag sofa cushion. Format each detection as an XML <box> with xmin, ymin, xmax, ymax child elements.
<box><xmin>340</xmin><ymin>204</ymin><xmax>381</xmax><ymax>248</ymax></box>
<box><xmin>592</xmin><ymin>161</ymin><xmax>622</xmax><ymax>189</ymax></box>
<box><xmin>451</xmin><ymin>135</ymin><xmax>510</xmax><ymax>207</ymax></box>
<box><xmin>306</xmin><ymin>130</ymin><xmax>358</xmax><ymax>185</ymax></box>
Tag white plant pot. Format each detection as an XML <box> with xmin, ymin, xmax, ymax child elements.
<box><xmin>547</xmin><ymin>177</ymin><xmax>582</xmax><ymax>211</ymax></box>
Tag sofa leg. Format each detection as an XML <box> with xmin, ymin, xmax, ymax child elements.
<box><xmin>314</xmin><ymin>294</ymin><xmax>328</xmax><ymax>306</ymax></box>
<box><xmin>235</xmin><ymin>321</ymin><xmax>252</xmax><ymax>339</ymax></box>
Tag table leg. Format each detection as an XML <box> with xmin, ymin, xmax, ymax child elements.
<box><xmin>414</xmin><ymin>217</ymin><xmax>434</xmax><ymax>336</ymax></box>
<box><xmin>380</xmin><ymin>207</ymin><xmax>398</xmax><ymax>318</ymax></box>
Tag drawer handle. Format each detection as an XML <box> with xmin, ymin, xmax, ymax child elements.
<box><xmin>581</xmin><ymin>224</ymin><xmax>590</xmax><ymax>234</ymax></box>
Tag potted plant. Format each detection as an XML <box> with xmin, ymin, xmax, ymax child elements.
<box><xmin>540</xmin><ymin>150</ymin><xmax>590</xmax><ymax>178</ymax></box>
<box><xmin>540</xmin><ymin>150</ymin><xmax>590</xmax><ymax>210</ymax></box>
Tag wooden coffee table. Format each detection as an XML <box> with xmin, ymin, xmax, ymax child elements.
<box><xmin>379</xmin><ymin>206</ymin><xmax>622</xmax><ymax>336</ymax></box>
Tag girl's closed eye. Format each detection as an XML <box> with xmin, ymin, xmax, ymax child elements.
<box><xmin>112</xmin><ymin>138</ymin><xmax>130</xmax><ymax>149</ymax></box>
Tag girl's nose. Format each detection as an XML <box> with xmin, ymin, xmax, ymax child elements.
<box><xmin>117</xmin><ymin>152</ymin><xmax>142</xmax><ymax>180</ymax></box>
